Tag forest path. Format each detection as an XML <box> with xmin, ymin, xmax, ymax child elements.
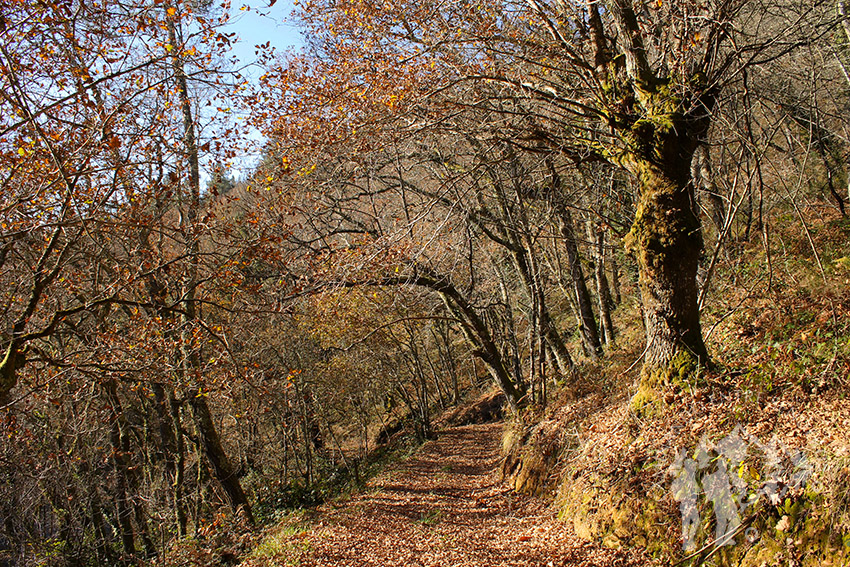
<box><xmin>256</xmin><ymin>422</ymin><xmax>654</xmax><ymax>567</ymax></box>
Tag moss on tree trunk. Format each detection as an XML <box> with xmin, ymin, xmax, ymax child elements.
<box><xmin>622</xmin><ymin>114</ymin><xmax>710</xmax><ymax>411</ymax></box>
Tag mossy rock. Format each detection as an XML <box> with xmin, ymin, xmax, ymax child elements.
<box><xmin>500</xmin><ymin>418</ymin><xmax>568</xmax><ymax>496</ymax></box>
<box><xmin>558</xmin><ymin>474</ymin><xmax>674</xmax><ymax>560</ymax></box>
<box><xmin>555</xmin><ymin>450</ymin><xmax>850</xmax><ymax>566</ymax></box>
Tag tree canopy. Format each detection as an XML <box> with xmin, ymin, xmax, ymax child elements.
<box><xmin>1</xmin><ymin>0</ymin><xmax>849</xmax><ymax>564</ymax></box>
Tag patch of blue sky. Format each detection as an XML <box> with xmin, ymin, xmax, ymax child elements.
<box><xmin>202</xmin><ymin>0</ymin><xmax>303</xmax><ymax>185</ymax></box>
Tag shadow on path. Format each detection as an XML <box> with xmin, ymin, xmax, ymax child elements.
<box><xmin>252</xmin><ymin>422</ymin><xmax>655</xmax><ymax>567</ymax></box>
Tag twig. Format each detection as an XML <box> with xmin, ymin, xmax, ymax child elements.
<box><xmin>621</xmin><ymin>343</ymin><xmax>650</xmax><ymax>378</ymax></box>
<box><xmin>671</xmin><ymin>511</ymin><xmax>759</xmax><ymax>566</ymax></box>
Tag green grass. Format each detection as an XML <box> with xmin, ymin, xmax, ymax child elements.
<box><xmin>249</xmin><ymin>512</ymin><xmax>312</xmax><ymax>565</ymax></box>
<box><xmin>417</xmin><ymin>509</ymin><xmax>444</xmax><ymax>527</ymax></box>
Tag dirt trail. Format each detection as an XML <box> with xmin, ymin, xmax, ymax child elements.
<box><xmin>264</xmin><ymin>422</ymin><xmax>654</xmax><ymax>566</ymax></box>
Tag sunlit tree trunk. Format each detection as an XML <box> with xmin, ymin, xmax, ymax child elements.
<box><xmin>626</xmin><ymin>155</ymin><xmax>709</xmax><ymax>403</ymax></box>
<box><xmin>555</xmin><ymin>206</ymin><xmax>602</xmax><ymax>359</ymax></box>
<box><xmin>590</xmin><ymin>0</ymin><xmax>713</xmax><ymax>406</ymax></box>
<box><xmin>588</xmin><ymin>223</ymin><xmax>615</xmax><ymax>346</ymax></box>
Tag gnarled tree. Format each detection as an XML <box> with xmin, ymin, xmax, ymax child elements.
<box><xmin>261</xmin><ymin>0</ymin><xmax>835</xmax><ymax>406</ymax></box>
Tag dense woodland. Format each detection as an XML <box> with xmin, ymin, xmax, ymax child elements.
<box><xmin>1</xmin><ymin>0</ymin><xmax>849</xmax><ymax>565</ymax></box>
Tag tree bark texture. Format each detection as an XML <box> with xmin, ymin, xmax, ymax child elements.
<box><xmin>627</xmin><ymin>160</ymin><xmax>709</xmax><ymax>389</ymax></box>
<box><xmin>591</xmin><ymin>0</ymin><xmax>714</xmax><ymax>405</ymax></box>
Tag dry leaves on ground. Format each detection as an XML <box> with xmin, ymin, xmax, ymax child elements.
<box><xmin>246</xmin><ymin>422</ymin><xmax>657</xmax><ymax>567</ymax></box>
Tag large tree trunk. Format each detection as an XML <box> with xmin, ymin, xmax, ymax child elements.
<box><xmin>628</xmin><ymin>159</ymin><xmax>709</xmax><ymax>407</ymax></box>
<box><xmin>593</xmin><ymin>0</ymin><xmax>713</xmax><ymax>407</ymax></box>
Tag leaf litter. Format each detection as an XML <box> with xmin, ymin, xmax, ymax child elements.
<box><xmin>245</xmin><ymin>422</ymin><xmax>657</xmax><ymax>567</ymax></box>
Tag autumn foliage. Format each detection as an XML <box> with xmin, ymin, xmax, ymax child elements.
<box><xmin>1</xmin><ymin>0</ymin><xmax>849</xmax><ymax>565</ymax></box>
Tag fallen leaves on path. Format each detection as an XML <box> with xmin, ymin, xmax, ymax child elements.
<box><xmin>246</xmin><ymin>423</ymin><xmax>657</xmax><ymax>567</ymax></box>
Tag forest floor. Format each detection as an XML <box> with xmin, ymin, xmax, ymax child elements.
<box><xmin>245</xmin><ymin>422</ymin><xmax>657</xmax><ymax>567</ymax></box>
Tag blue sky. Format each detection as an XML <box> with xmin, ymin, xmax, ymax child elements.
<box><xmin>225</xmin><ymin>0</ymin><xmax>304</xmax><ymax>79</ymax></box>
<box><xmin>204</xmin><ymin>1</ymin><xmax>305</xmax><ymax>180</ymax></box>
